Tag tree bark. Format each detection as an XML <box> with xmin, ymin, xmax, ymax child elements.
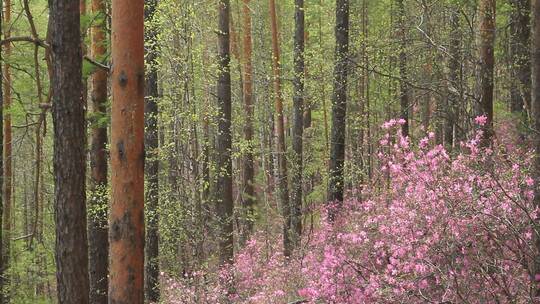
<box><xmin>144</xmin><ymin>0</ymin><xmax>160</xmax><ymax>301</ymax></box>
<box><xmin>50</xmin><ymin>0</ymin><xmax>90</xmax><ymax>302</ymax></box>
<box><xmin>509</xmin><ymin>0</ymin><xmax>531</xmax><ymax>116</ymax></box>
<box><xmin>88</xmin><ymin>0</ymin><xmax>109</xmax><ymax>302</ymax></box>
<box><xmin>109</xmin><ymin>0</ymin><xmax>145</xmax><ymax>302</ymax></box>
<box><xmin>531</xmin><ymin>0</ymin><xmax>540</xmax><ymax>296</ymax></box>
<box><xmin>327</xmin><ymin>0</ymin><xmax>349</xmax><ymax>213</ymax></box>
<box><xmin>216</xmin><ymin>0</ymin><xmax>234</xmax><ymax>264</ymax></box>
<box><xmin>446</xmin><ymin>8</ymin><xmax>461</xmax><ymax>150</ymax></box>
<box><xmin>0</xmin><ymin>0</ymin><xmax>4</xmax><ymax>300</ymax></box>
<box><xmin>478</xmin><ymin>0</ymin><xmax>496</xmax><ymax>144</ymax></box>
<box><xmin>269</xmin><ymin>0</ymin><xmax>292</xmax><ymax>257</ymax></box>
<box><xmin>0</xmin><ymin>0</ymin><xmax>9</xmax><ymax>300</ymax></box>
<box><xmin>396</xmin><ymin>0</ymin><xmax>409</xmax><ymax>137</ymax></box>
<box><xmin>291</xmin><ymin>0</ymin><xmax>304</xmax><ymax>250</ymax></box>
<box><xmin>240</xmin><ymin>0</ymin><xmax>256</xmax><ymax>244</ymax></box>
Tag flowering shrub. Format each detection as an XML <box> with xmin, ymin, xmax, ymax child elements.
<box><xmin>164</xmin><ymin>118</ymin><xmax>538</xmax><ymax>303</ymax></box>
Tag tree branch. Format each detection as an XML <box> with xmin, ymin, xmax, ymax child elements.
<box><xmin>0</xmin><ymin>36</ymin><xmax>48</xmax><ymax>48</ymax></box>
<box><xmin>84</xmin><ymin>55</ymin><xmax>110</xmax><ymax>71</ymax></box>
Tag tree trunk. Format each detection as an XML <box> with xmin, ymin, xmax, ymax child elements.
<box><xmin>216</xmin><ymin>0</ymin><xmax>234</xmax><ymax>264</ymax></box>
<box><xmin>478</xmin><ymin>0</ymin><xmax>496</xmax><ymax>144</ymax></box>
<box><xmin>109</xmin><ymin>0</ymin><xmax>145</xmax><ymax>302</ymax></box>
<box><xmin>531</xmin><ymin>0</ymin><xmax>540</xmax><ymax>296</ymax></box>
<box><xmin>88</xmin><ymin>0</ymin><xmax>109</xmax><ymax>302</ymax></box>
<box><xmin>0</xmin><ymin>0</ymin><xmax>4</xmax><ymax>300</ymax></box>
<box><xmin>319</xmin><ymin>0</ymin><xmax>329</xmax><ymax>154</ymax></box>
<box><xmin>269</xmin><ymin>0</ymin><xmax>292</xmax><ymax>257</ymax></box>
<box><xmin>446</xmin><ymin>8</ymin><xmax>461</xmax><ymax>150</ymax></box>
<box><xmin>327</xmin><ymin>0</ymin><xmax>349</xmax><ymax>212</ymax></box>
<box><xmin>50</xmin><ymin>0</ymin><xmax>90</xmax><ymax>302</ymax></box>
<box><xmin>240</xmin><ymin>0</ymin><xmax>256</xmax><ymax>244</ymax></box>
<box><xmin>396</xmin><ymin>0</ymin><xmax>409</xmax><ymax>137</ymax></box>
<box><xmin>1</xmin><ymin>0</ymin><xmax>9</xmax><ymax>300</ymax></box>
<box><xmin>509</xmin><ymin>0</ymin><xmax>531</xmax><ymax>117</ymax></box>
<box><xmin>291</xmin><ymin>0</ymin><xmax>304</xmax><ymax>250</ymax></box>
<box><xmin>144</xmin><ymin>0</ymin><xmax>160</xmax><ymax>301</ymax></box>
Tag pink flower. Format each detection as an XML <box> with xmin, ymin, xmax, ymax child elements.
<box><xmin>474</xmin><ymin>115</ymin><xmax>488</xmax><ymax>126</ymax></box>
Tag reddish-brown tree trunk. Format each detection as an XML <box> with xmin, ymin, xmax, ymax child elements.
<box><xmin>109</xmin><ymin>0</ymin><xmax>145</xmax><ymax>302</ymax></box>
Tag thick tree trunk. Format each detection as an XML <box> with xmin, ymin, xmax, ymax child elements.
<box><xmin>269</xmin><ymin>0</ymin><xmax>292</xmax><ymax>257</ymax></box>
<box><xmin>291</xmin><ymin>0</ymin><xmax>304</xmax><ymax>250</ymax></box>
<box><xmin>327</xmin><ymin>0</ymin><xmax>349</xmax><ymax>212</ymax></box>
<box><xmin>509</xmin><ymin>0</ymin><xmax>531</xmax><ymax>116</ymax></box>
<box><xmin>88</xmin><ymin>0</ymin><xmax>109</xmax><ymax>302</ymax></box>
<box><xmin>109</xmin><ymin>0</ymin><xmax>145</xmax><ymax>302</ymax></box>
<box><xmin>50</xmin><ymin>0</ymin><xmax>90</xmax><ymax>302</ymax></box>
<box><xmin>478</xmin><ymin>0</ymin><xmax>496</xmax><ymax>144</ymax></box>
<box><xmin>144</xmin><ymin>0</ymin><xmax>160</xmax><ymax>301</ymax></box>
<box><xmin>216</xmin><ymin>0</ymin><xmax>234</xmax><ymax>264</ymax></box>
<box><xmin>396</xmin><ymin>0</ymin><xmax>409</xmax><ymax>137</ymax></box>
<box><xmin>240</xmin><ymin>0</ymin><xmax>256</xmax><ymax>244</ymax></box>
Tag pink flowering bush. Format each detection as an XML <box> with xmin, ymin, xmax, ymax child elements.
<box><xmin>165</xmin><ymin>118</ymin><xmax>538</xmax><ymax>303</ymax></box>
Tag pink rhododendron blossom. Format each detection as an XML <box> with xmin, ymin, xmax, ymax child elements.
<box><xmin>474</xmin><ymin>115</ymin><xmax>488</xmax><ymax>126</ymax></box>
<box><xmin>162</xmin><ymin>118</ymin><xmax>537</xmax><ymax>304</ymax></box>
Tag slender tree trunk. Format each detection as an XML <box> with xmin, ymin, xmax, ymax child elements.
<box><xmin>478</xmin><ymin>0</ymin><xmax>496</xmax><ymax>144</ymax></box>
<box><xmin>88</xmin><ymin>0</ymin><xmax>109</xmax><ymax>302</ymax></box>
<box><xmin>21</xmin><ymin>0</ymin><xmax>46</xmax><ymax>252</ymax></box>
<box><xmin>363</xmin><ymin>0</ymin><xmax>372</xmax><ymax>181</ymax></box>
<box><xmin>327</xmin><ymin>0</ymin><xmax>349</xmax><ymax>212</ymax></box>
<box><xmin>50</xmin><ymin>0</ymin><xmax>90</xmax><ymax>302</ymax></box>
<box><xmin>291</xmin><ymin>0</ymin><xmax>304</xmax><ymax>250</ymax></box>
<box><xmin>144</xmin><ymin>0</ymin><xmax>160</xmax><ymax>301</ymax></box>
<box><xmin>532</xmin><ymin>0</ymin><xmax>540</xmax><ymax>296</ymax></box>
<box><xmin>0</xmin><ymin>0</ymin><xmax>4</xmax><ymax>300</ymax></box>
<box><xmin>509</xmin><ymin>0</ymin><xmax>531</xmax><ymax>117</ymax></box>
<box><xmin>109</xmin><ymin>0</ymin><xmax>145</xmax><ymax>302</ymax></box>
<box><xmin>319</xmin><ymin>0</ymin><xmax>329</xmax><ymax>155</ymax></box>
<box><xmin>0</xmin><ymin>0</ymin><xmax>8</xmax><ymax>300</ymax></box>
<box><xmin>446</xmin><ymin>8</ymin><xmax>461</xmax><ymax>150</ymax></box>
<box><xmin>269</xmin><ymin>0</ymin><xmax>292</xmax><ymax>257</ymax></box>
<box><xmin>240</xmin><ymin>0</ymin><xmax>256</xmax><ymax>244</ymax></box>
<box><xmin>216</xmin><ymin>0</ymin><xmax>234</xmax><ymax>264</ymax></box>
<box><xmin>303</xmin><ymin>31</ymin><xmax>311</xmax><ymax>130</ymax></box>
<box><xmin>396</xmin><ymin>0</ymin><xmax>409</xmax><ymax>137</ymax></box>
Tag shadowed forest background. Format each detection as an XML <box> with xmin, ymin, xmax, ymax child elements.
<box><xmin>1</xmin><ymin>0</ymin><xmax>540</xmax><ymax>303</ymax></box>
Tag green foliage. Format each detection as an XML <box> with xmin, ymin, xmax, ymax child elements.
<box><xmin>88</xmin><ymin>184</ymin><xmax>110</xmax><ymax>226</ymax></box>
